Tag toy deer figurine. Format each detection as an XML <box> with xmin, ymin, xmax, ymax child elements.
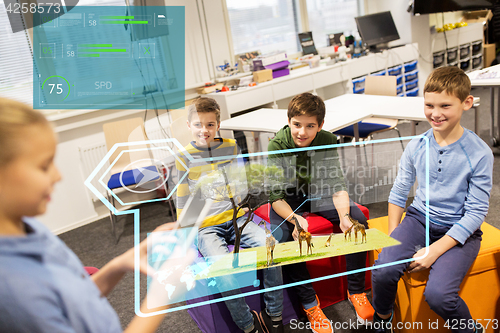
<box><xmin>259</xmin><ymin>221</ymin><xmax>276</xmax><ymax>266</ymax></box>
<box><xmin>325</xmin><ymin>233</ymin><xmax>334</xmax><ymax>247</ymax></box>
<box><xmin>344</xmin><ymin>213</ymin><xmax>366</xmax><ymax>244</ymax></box>
<box><xmin>291</xmin><ymin>216</ymin><xmax>313</xmax><ymax>256</ymax></box>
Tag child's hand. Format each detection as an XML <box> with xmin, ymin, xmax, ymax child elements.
<box><xmin>339</xmin><ymin>215</ymin><xmax>353</xmax><ymax>233</ymax></box>
<box><xmin>407</xmin><ymin>247</ymin><xmax>438</xmax><ymax>273</ymax></box>
<box><xmin>146</xmin><ymin>246</ymin><xmax>197</xmax><ymax>306</ymax></box>
<box><xmin>117</xmin><ymin>222</ymin><xmax>178</xmax><ymax>276</ymax></box>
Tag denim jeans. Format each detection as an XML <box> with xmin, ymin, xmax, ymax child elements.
<box><xmin>270</xmin><ymin>196</ymin><xmax>368</xmax><ymax>305</ymax></box>
<box><xmin>198</xmin><ymin>215</ymin><xmax>284</xmax><ymax>331</ymax></box>
<box><xmin>372</xmin><ymin>206</ymin><xmax>482</xmax><ymax>333</ymax></box>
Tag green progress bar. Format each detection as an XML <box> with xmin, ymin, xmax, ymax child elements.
<box><xmin>79</xmin><ymin>44</ymin><xmax>112</xmax><ymax>47</ymax></box>
<box><xmin>101</xmin><ymin>21</ymin><xmax>149</xmax><ymax>24</ymax></box>
<box><xmin>79</xmin><ymin>49</ymin><xmax>127</xmax><ymax>52</ymax></box>
<box><xmin>79</xmin><ymin>54</ymin><xmax>100</xmax><ymax>57</ymax></box>
<box><xmin>100</xmin><ymin>16</ymin><xmax>134</xmax><ymax>19</ymax></box>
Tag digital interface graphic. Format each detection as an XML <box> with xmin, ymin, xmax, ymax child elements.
<box><xmin>85</xmin><ymin>136</ymin><xmax>430</xmax><ymax>317</ymax></box>
<box><xmin>33</xmin><ymin>6</ymin><xmax>184</xmax><ymax>109</ymax></box>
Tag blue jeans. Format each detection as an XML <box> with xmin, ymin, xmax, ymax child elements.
<box><xmin>198</xmin><ymin>215</ymin><xmax>284</xmax><ymax>331</ymax></box>
<box><xmin>372</xmin><ymin>206</ymin><xmax>482</xmax><ymax>333</ymax></box>
<box><xmin>270</xmin><ymin>196</ymin><xmax>368</xmax><ymax>305</ymax></box>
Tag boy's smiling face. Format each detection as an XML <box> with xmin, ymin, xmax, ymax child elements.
<box><xmin>424</xmin><ymin>91</ymin><xmax>473</xmax><ymax>138</ymax></box>
<box><xmin>288</xmin><ymin>114</ymin><xmax>324</xmax><ymax>148</ymax></box>
<box><xmin>187</xmin><ymin>112</ymin><xmax>220</xmax><ymax>147</ymax></box>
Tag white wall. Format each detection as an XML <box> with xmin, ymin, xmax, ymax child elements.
<box><xmin>429</xmin><ymin>11</ymin><xmax>465</xmax><ymax>29</ymax></box>
<box><xmin>364</xmin><ymin>0</ymin><xmax>413</xmax><ymax>47</ymax></box>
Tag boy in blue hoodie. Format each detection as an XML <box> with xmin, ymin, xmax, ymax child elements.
<box><xmin>371</xmin><ymin>66</ymin><xmax>493</xmax><ymax>333</ymax></box>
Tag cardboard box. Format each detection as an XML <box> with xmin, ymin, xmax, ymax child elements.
<box><xmin>462</xmin><ymin>10</ymin><xmax>493</xmax><ymax>43</ymax></box>
<box><xmin>196</xmin><ymin>83</ymin><xmax>223</xmax><ymax>94</ymax></box>
<box><xmin>253</xmin><ymin>69</ymin><xmax>273</xmax><ymax>83</ymax></box>
<box><xmin>461</xmin><ymin>10</ymin><xmax>493</xmax><ymax>28</ymax></box>
<box><xmin>483</xmin><ymin>43</ymin><xmax>496</xmax><ymax>68</ymax></box>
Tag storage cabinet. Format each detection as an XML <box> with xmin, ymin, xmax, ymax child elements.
<box><xmin>352</xmin><ymin>59</ymin><xmax>419</xmax><ymax>97</ymax></box>
<box><xmin>432</xmin><ymin>23</ymin><xmax>483</xmax><ymax>72</ymax></box>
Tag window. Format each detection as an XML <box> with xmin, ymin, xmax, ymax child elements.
<box><xmin>225</xmin><ymin>0</ymin><xmax>361</xmax><ymax>56</ymax></box>
<box><xmin>306</xmin><ymin>0</ymin><xmax>359</xmax><ymax>48</ymax></box>
<box><xmin>226</xmin><ymin>0</ymin><xmax>302</xmax><ymax>56</ymax></box>
<box><xmin>0</xmin><ymin>1</ymin><xmax>34</xmax><ymax>105</ymax></box>
<box><xmin>0</xmin><ymin>0</ymin><xmax>125</xmax><ymax>107</ymax></box>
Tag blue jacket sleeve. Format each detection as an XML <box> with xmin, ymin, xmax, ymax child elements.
<box><xmin>446</xmin><ymin>151</ymin><xmax>494</xmax><ymax>244</ymax></box>
<box><xmin>388</xmin><ymin>141</ymin><xmax>417</xmax><ymax>208</ymax></box>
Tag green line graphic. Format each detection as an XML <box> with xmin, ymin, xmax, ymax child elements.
<box><xmin>79</xmin><ymin>49</ymin><xmax>127</xmax><ymax>52</ymax></box>
<box><xmin>79</xmin><ymin>44</ymin><xmax>112</xmax><ymax>47</ymax></box>
<box><xmin>101</xmin><ymin>21</ymin><xmax>149</xmax><ymax>24</ymax></box>
<box><xmin>79</xmin><ymin>54</ymin><xmax>100</xmax><ymax>57</ymax></box>
<box><xmin>100</xmin><ymin>16</ymin><xmax>134</xmax><ymax>19</ymax></box>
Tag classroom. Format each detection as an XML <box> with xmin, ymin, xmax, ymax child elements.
<box><xmin>0</xmin><ymin>0</ymin><xmax>499</xmax><ymax>332</ymax></box>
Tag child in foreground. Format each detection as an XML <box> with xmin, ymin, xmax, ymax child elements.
<box><xmin>0</xmin><ymin>99</ymin><xmax>195</xmax><ymax>332</ymax></box>
<box><xmin>371</xmin><ymin>66</ymin><xmax>493</xmax><ymax>333</ymax></box>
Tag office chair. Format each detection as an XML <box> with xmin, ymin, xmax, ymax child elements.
<box><xmin>169</xmin><ymin>114</ymin><xmax>192</xmax><ymax>149</ymax></box>
<box><xmin>103</xmin><ymin>117</ymin><xmax>174</xmax><ymax>242</ymax></box>
<box><xmin>334</xmin><ymin>75</ymin><xmax>404</xmax><ymax>151</ymax></box>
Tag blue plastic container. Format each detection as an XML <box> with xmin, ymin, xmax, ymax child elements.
<box><xmin>406</xmin><ymin>87</ymin><xmax>419</xmax><ymax>97</ymax></box>
<box><xmin>397</xmin><ymin>84</ymin><xmax>403</xmax><ymax>95</ymax></box>
<box><xmin>398</xmin><ymin>93</ymin><xmax>405</xmax><ymax>97</ymax></box>
<box><xmin>404</xmin><ymin>69</ymin><xmax>419</xmax><ymax>82</ymax></box>
<box><xmin>396</xmin><ymin>74</ymin><xmax>403</xmax><ymax>85</ymax></box>
<box><xmin>371</xmin><ymin>69</ymin><xmax>386</xmax><ymax>76</ymax></box>
<box><xmin>388</xmin><ymin>65</ymin><xmax>402</xmax><ymax>76</ymax></box>
<box><xmin>404</xmin><ymin>60</ymin><xmax>418</xmax><ymax>72</ymax></box>
<box><xmin>352</xmin><ymin>76</ymin><xmax>366</xmax><ymax>94</ymax></box>
<box><xmin>405</xmin><ymin>78</ymin><xmax>418</xmax><ymax>91</ymax></box>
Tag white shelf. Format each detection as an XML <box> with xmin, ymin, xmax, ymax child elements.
<box><xmin>432</xmin><ymin>23</ymin><xmax>484</xmax><ymax>72</ymax></box>
<box><xmin>210</xmin><ymin>43</ymin><xmax>420</xmax><ymax>120</ymax></box>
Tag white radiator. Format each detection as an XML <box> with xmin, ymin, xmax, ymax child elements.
<box><xmin>79</xmin><ymin>142</ymin><xmax>110</xmax><ymax>202</ymax></box>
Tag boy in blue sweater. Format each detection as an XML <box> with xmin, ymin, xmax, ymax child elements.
<box><xmin>371</xmin><ymin>67</ymin><xmax>493</xmax><ymax>333</ymax></box>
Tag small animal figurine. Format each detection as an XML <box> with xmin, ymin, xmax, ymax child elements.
<box><xmin>291</xmin><ymin>216</ymin><xmax>313</xmax><ymax>256</ymax></box>
<box><xmin>259</xmin><ymin>221</ymin><xmax>276</xmax><ymax>266</ymax></box>
<box><xmin>344</xmin><ymin>213</ymin><xmax>366</xmax><ymax>244</ymax></box>
<box><xmin>325</xmin><ymin>233</ymin><xmax>334</xmax><ymax>247</ymax></box>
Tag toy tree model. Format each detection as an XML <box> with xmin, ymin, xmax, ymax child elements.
<box><xmin>195</xmin><ymin>162</ymin><xmax>289</xmax><ymax>268</ymax></box>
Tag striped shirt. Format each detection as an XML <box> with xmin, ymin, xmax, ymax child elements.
<box><xmin>175</xmin><ymin>138</ymin><xmax>245</xmax><ymax>229</ymax></box>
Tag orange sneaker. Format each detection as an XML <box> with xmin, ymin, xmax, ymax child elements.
<box><xmin>347</xmin><ymin>291</ymin><xmax>375</xmax><ymax>324</ymax></box>
<box><xmin>302</xmin><ymin>295</ymin><xmax>334</xmax><ymax>333</ymax></box>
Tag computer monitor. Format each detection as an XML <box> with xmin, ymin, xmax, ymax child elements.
<box><xmin>355</xmin><ymin>11</ymin><xmax>400</xmax><ymax>52</ymax></box>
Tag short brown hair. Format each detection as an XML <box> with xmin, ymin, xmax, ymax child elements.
<box><xmin>287</xmin><ymin>93</ymin><xmax>325</xmax><ymax>125</ymax></box>
<box><xmin>424</xmin><ymin>66</ymin><xmax>471</xmax><ymax>102</ymax></box>
<box><xmin>0</xmin><ymin>98</ymin><xmax>50</xmax><ymax>166</ymax></box>
<box><xmin>187</xmin><ymin>97</ymin><xmax>221</xmax><ymax>123</ymax></box>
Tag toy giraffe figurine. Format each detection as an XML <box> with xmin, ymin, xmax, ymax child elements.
<box><xmin>291</xmin><ymin>216</ymin><xmax>313</xmax><ymax>256</ymax></box>
<box><xmin>344</xmin><ymin>213</ymin><xmax>366</xmax><ymax>244</ymax></box>
<box><xmin>259</xmin><ymin>221</ymin><xmax>276</xmax><ymax>266</ymax></box>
